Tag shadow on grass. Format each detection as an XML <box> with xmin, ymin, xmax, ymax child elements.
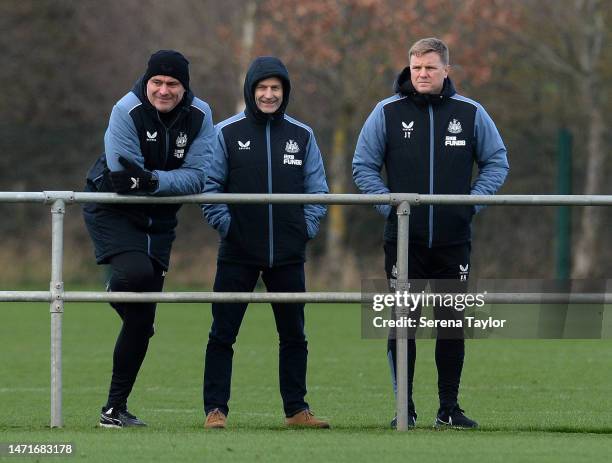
<box><xmin>200</xmin><ymin>423</ymin><xmax>612</xmax><ymax>434</ymax></box>
<box><xmin>2</xmin><ymin>423</ymin><xmax>611</xmax><ymax>435</ymax></box>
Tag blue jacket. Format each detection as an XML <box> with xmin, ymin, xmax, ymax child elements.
<box><xmin>83</xmin><ymin>78</ymin><xmax>215</xmax><ymax>268</ymax></box>
<box><xmin>353</xmin><ymin>70</ymin><xmax>509</xmax><ymax>246</ymax></box>
<box><xmin>202</xmin><ymin>57</ymin><xmax>328</xmax><ymax>267</ymax></box>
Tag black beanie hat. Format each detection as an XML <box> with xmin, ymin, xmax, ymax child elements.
<box><xmin>144</xmin><ymin>50</ymin><xmax>190</xmax><ymax>90</ymax></box>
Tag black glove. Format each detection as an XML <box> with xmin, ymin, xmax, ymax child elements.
<box><xmin>109</xmin><ymin>157</ymin><xmax>158</xmax><ymax>193</ymax></box>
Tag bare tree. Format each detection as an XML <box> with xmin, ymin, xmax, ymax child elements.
<box><xmin>235</xmin><ymin>1</ymin><xmax>258</xmax><ymax>113</ymax></box>
<box><xmin>569</xmin><ymin>0</ymin><xmax>608</xmax><ymax>278</ymax></box>
<box><xmin>255</xmin><ymin>0</ymin><xmax>522</xmax><ymax>285</ymax></box>
<box><xmin>505</xmin><ymin>0</ymin><xmax>610</xmax><ymax>278</ymax></box>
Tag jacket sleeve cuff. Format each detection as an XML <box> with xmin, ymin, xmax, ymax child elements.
<box><xmin>219</xmin><ymin>216</ymin><xmax>231</xmax><ymax>238</ymax></box>
<box><xmin>376</xmin><ymin>204</ymin><xmax>392</xmax><ymax>218</ymax></box>
<box><xmin>305</xmin><ymin>217</ymin><xmax>319</xmax><ymax>239</ymax></box>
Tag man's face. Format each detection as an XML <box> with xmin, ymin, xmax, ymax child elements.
<box><xmin>409</xmin><ymin>52</ymin><xmax>448</xmax><ymax>95</ymax></box>
<box><xmin>254</xmin><ymin>77</ymin><xmax>283</xmax><ymax>114</ymax></box>
<box><xmin>146</xmin><ymin>75</ymin><xmax>185</xmax><ymax>113</ymax></box>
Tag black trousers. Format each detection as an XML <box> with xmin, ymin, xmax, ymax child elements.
<box><xmin>203</xmin><ymin>261</ymin><xmax>308</xmax><ymax>417</ymax></box>
<box><xmin>105</xmin><ymin>251</ymin><xmax>165</xmax><ymax>409</ymax></box>
<box><xmin>384</xmin><ymin>242</ymin><xmax>470</xmax><ymax>412</ymax></box>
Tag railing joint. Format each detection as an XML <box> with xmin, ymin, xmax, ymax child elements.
<box><xmin>390</xmin><ymin>193</ymin><xmax>419</xmax><ymax>206</ymax></box>
<box><xmin>43</xmin><ymin>191</ymin><xmax>75</xmax><ymax>205</ymax></box>
<box><xmin>50</xmin><ymin>281</ymin><xmax>64</xmax><ymax>312</ymax></box>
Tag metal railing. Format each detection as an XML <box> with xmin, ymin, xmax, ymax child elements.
<box><xmin>1</xmin><ymin>191</ymin><xmax>611</xmax><ymax>430</ymax></box>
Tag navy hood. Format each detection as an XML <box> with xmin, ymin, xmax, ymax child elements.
<box><xmin>243</xmin><ymin>56</ymin><xmax>291</xmax><ymax>122</ymax></box>
<box><xmin>393</xmin><ymin>66</ymin><xmax>456</xmax><ymax>105</ymax></box>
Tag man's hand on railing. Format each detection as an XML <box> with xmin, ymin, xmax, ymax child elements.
<box><xmin>109</xmin><ymin>157</ymin><xmax>158</xmax><ymax>194</ymax></box>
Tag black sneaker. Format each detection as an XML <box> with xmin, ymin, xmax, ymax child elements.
<box><xmin>99</xmin><ymin>406</ymin><xmax>147</xmax><ymax>428</ymax></box>
<box><xmin>434</xmin><ymin>405</ymin><xmax>478</xmax><ymax>429</ymax></box>
<box><xmin>390</xmin><ymin>412</ymin><xmax>417</xmax><ymax>429</ymax></box>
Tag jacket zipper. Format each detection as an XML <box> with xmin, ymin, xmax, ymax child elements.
<box><xmin>157</xmin><ymin>110</ymin><xmax>181</xmax><ymax>168</ymax></box>
<box><xmin>148</xmin><ymin>110</ymin><xmax>182</xmax><ymax>252</ymax></box>
<box><xmin>164</xmin><ymin>128</ymin><xmax>169</xmax><ymax>164</ymax></box>
<box><xmin>266</xmin><ymin>120</ymin><xmax>274</xmax><ymax>267</ymax></box>
<box><xmin>428</xmin><ymin>104</ymin><xmax>434</xmax><ymax>248</ymax></box>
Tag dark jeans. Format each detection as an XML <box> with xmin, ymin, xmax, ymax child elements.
<box><xmin>105</xmin><ymin>251</ymin><xmax>165</xmax><ymax>409</ymax></box>
<box><xmin>204</xmin><ymin>261</ymin><xmax>308</xmax><ymax>417</ymax></box>
<box><xmin>384</xmin><ymin>242</ymin><xmax>470</xmax><ymax>412</ymax></box>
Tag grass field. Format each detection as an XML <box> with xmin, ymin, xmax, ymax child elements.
<box><xmin>1</xmin><ymin>300</ymin><xmax>611</xmax><ymax>462</ymax></box>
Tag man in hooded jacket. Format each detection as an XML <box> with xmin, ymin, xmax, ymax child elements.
<box><xmin>353</xmin><ymin>38</ymin><xmax>509</xmax><ymax>429</ymax></box>
<box><xmin>83</xmin><ymin>50</ymin><xmax>214</xmax><ymax>428</ymax></box>
<box><xmin>202</xmin><ymin>56</ymin><xmax>329</xmax><ymax>429</ymax></box>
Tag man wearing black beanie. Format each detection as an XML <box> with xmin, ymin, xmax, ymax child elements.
<box><xmin>83</xmin><ymin>50</ymin><xmax>215</xmax><ymax>428</ymax></box>
<box><xmin>144</xmin><ymin>50</ymin><xmax>190</xmax><ymax>91</ymax></box>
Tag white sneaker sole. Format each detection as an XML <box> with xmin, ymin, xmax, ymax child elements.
<box><xmin>99</xmin><ymin>422</ymin><xmax>122</xmax><ymax>429</ymax></box>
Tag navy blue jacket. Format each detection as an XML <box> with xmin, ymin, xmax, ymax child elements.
<box><xmin>353</xmin><ymin>69</ymin><xmax>509</xmax><ymax>247</ymax></box>
<box><xmin>202</xmin><ymin>57</ymin><xmax>328</xmax><ymax>267</ymax></box>
<box><xmin>83</xmin><ymin>77</ymin><xmax>214</xmax><ymax>269</ymax></box>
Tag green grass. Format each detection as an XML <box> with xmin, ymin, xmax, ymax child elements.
<box><xmin>1</xmin><ymin>301</ymin><xmax>611</xmax><ymax>462</ymax></box>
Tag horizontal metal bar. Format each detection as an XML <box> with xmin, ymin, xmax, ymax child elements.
<box><xmin>0</xmin><ymin>291</ymin><xmax>610</xmax><ymax>304</ymax></box>
<box><xmin>1</xmin><ymin>192</ymin><xmax>612</xmax><ymax>206</ymax></box>
<box><xmin>64</xmin><ymin>291</ymin><xmax>363</xmax><ymax>303</ymax></box>
<box><xmin>0</xmin><ymin>192</ymin><xmax>47</xmax><ymax>203</ymax></box>
<box><xmin>74</xmin><ymin>192</ymin><xmax>392</xmax><ymax>205</ymax></box>
<box><xmin>0</xmin><ymin>291</ymin><xmax>53</xmax><ymax>301</ymax></box>
<box><xmin>485</xmin><ymin>293</ymin><xmax>612</xmax><ymax>304</ymax></box>
<box><xmin>416</xmin><ymin>194</ymin><xmax>612</xmax><ymax>206</ymax></box>
<box><xmin>60</xmin><ymin>192</ymin><xmax>612</xmax><ymax>206</ymax></box>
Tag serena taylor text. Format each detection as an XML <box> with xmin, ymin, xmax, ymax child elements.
<box><xmin>373</xmin><ymin>316</ymin><xmax>506</xmax><ymax>329</ymax></box>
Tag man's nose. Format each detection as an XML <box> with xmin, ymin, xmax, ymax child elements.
<box><xmin>264</xmin><ymin>88</ymin><xmax>274</xmax><ymax>98</ymax></box>
<box><xmin>159</xmin><ymin>84</ymin><xmax>170</xmax><ymax>94</ymax></box>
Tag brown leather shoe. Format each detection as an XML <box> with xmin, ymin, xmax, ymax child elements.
<box><xmin>204</xmin><ymin>408</ymin><xmax>227</xmax><ymax>429</ymax></box>
<box><xmin>285</xmin><ymin>409</ymin><xmax>330</xmax><ymax>429</ymax></box>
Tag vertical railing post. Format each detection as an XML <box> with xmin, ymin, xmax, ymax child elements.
<box><xmin>395</xmin><ymin>200</ymin><xmax>410</xmax><ymax>431</ymax></box>
<box><xmin>49</xmin><ymin>199</ymin><xmax>65</xmax><ymax>428</ymax></box>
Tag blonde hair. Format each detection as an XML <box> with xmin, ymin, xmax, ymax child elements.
<box><xmin>409</xmin><ymin>38</ymin><xmax>449</xmax><ymax>65</ymax></box>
